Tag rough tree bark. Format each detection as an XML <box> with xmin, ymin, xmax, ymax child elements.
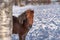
<box><xmin>14</xmin><ymin>0</ymin><xmax>21</xmax><ymax>6</ymax></box>
<box><xmin>0</xmin><ymin>0</ymin><xmax>13</xmax><ymax>40</ymax></box>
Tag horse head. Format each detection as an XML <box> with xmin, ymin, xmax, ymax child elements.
<box><xmin>25</xmin><ymin>9</ymin><xmax>34</xmax><ymax>29</ymax></box>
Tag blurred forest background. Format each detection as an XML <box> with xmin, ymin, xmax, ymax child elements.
<box><xmin>13</xmin><ymin>0</ymin><xmax>60</xmax><ymax>6</ymax></box>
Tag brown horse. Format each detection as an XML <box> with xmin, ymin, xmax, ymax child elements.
<box><xmin>18</xmin><ymin>9</ymin><xmax>34</xmax><ymax>40</ymax></box>
<box><xmin>12</xmin><ymin>9</ymin><xmax>34</xmax><ymax>40</ymax></box>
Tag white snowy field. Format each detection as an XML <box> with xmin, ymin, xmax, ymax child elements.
<box><xmin>12</xmin><ymin>3</ymin><xmax>60</xmax><ymax>40</ymax></box>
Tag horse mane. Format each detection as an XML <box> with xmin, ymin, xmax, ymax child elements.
<box><xmin>18</xmin><ymin>11</ymin><xmax>27</xmax><ymax>24</ymax></box>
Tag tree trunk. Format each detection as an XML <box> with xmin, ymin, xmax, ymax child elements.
<box><xmin>0</xmin><ymin>0</ymin><xmax>13</xmax><ymax>40</ymax></box>
<box><xmin>14</xmin><ymin>0</ymin><xmax>21</xmax><ymax>6</ymax></box>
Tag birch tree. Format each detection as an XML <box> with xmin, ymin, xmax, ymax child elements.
<box><xmin>0</xmin><ymin>0</ymin><xmax>13</xmax><ymax>40</ymax></box>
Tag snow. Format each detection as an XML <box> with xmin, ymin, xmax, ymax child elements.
<box><xmin>12</xmin><ymin>3</ymin><xmax>60</xmax><ymax>40</ymax></box>
<box><xmin>11</xmin><ymin>34</ymin><xmax>19</xmax><ymax>40</ymax></box>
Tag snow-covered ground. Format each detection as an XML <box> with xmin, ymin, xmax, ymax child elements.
<box><xmin>11</xmin><ymin>34</ymin><xmax>19</xmax><ymax>40</ymax></box>
<box><xmin>12</xmin><ymin>3</ymin><xmax>60</xmax><ymax>40</ymax></box>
